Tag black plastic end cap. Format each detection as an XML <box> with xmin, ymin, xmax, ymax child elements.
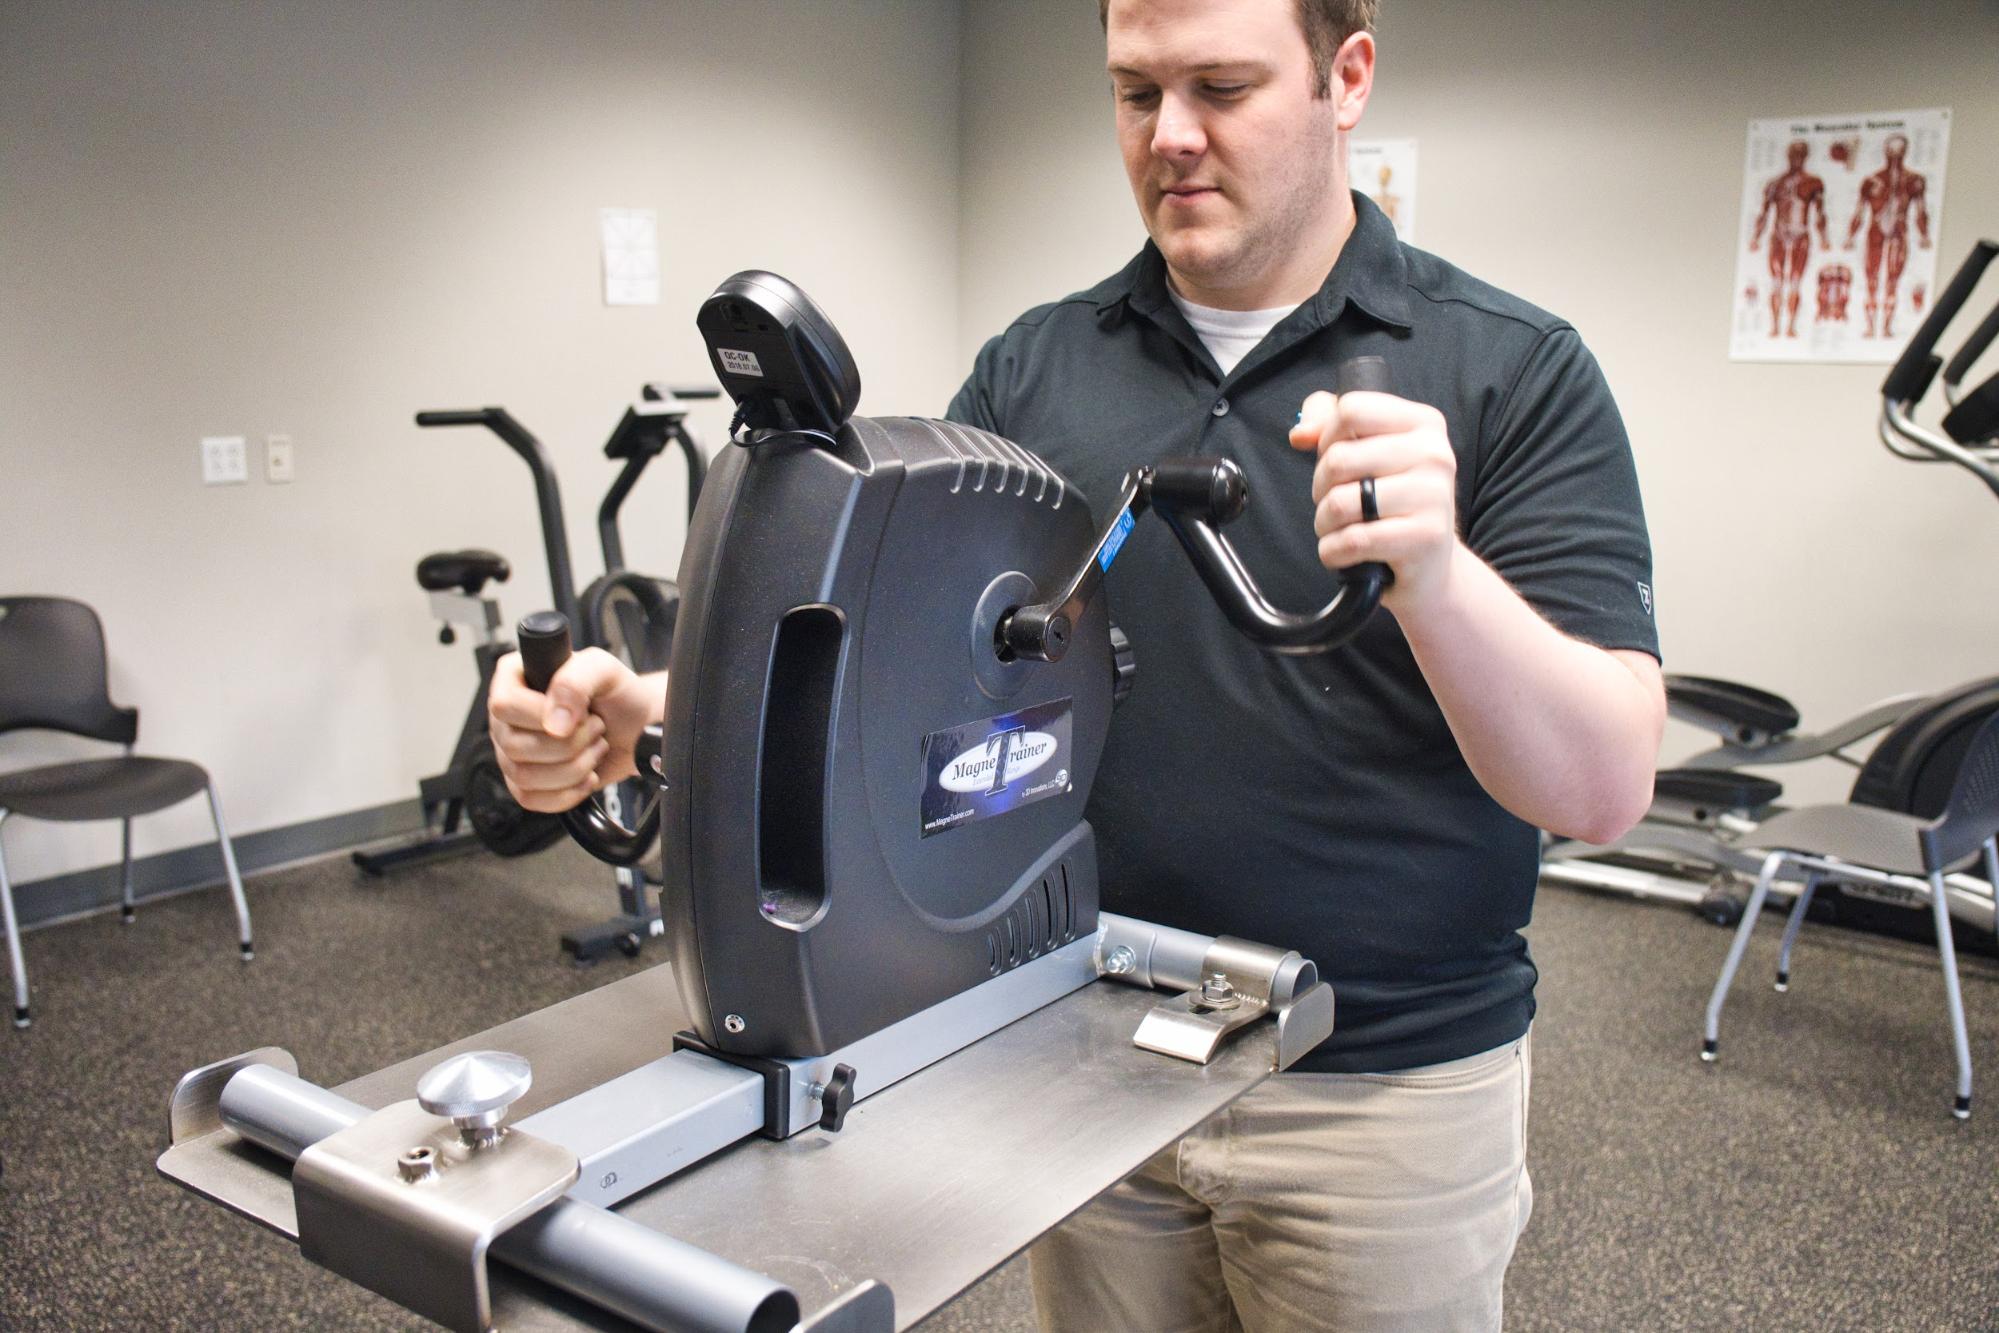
<box><xmin>12</xmin><ymin>1006</ymin><xmax>28</xmax><ymax>1029</ymax></box>
<box><xmin>239</xmin><ymin>943</ymin><xmax>255</xmax><ymax>962</ymax></box>
<box><xmin>1335</xmin><ymin>355</ymin><xmax>1392</xmax><ymax>395</ymax></box>
<box><xmin>517</xmin><ymin>612</ymin><xmax>574</xmax><ymax>693</ymax></box>
<box><xmin>1002</xmin><ymin>606</ymin><xmax>1070</xmax><ymax>664</ymax></box>
<box><xmin>1148</xmin><ymin>457</ymin><xmax>1247</xmax><ymax>524</ymax></box>
<box><xmin>121</xmin><ymin>905</ymin><xmax>136</xmax><ymax>923</ymax></box>
<box><xmin>1700</xmin><ymin>1038</ymin><xmax>1718</xmax><ymax>1062</ymax></box>
<box><xmin>1953</xmin><ymin>1094</ymin><xmax>1972</xmax><ymax>1120</ymax></box>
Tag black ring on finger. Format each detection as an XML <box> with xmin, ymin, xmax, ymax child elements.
<box><xmin>1359</xmin><ymin>476</ymin><xmax>1380</xmax><ymax>523</ymax></box>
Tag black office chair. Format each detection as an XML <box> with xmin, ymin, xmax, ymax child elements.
<box><xmin>1702</xmin><ymin>709</ymin><xmax>1999</xmax><ymax>1118</ymax></box>
<box><xmin>0</xmin><ymin>596</ymin><xmax>252</xmax><ymax>1029</ymax></box>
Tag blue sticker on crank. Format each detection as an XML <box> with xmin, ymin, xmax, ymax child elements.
<box><xmin>1098</xmin><ymin>507</ymin><xmax>1136</xmax><ymax>572</ymax></box>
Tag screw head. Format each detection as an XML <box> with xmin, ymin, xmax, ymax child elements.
<box><xmin>1104</xmin><ymin>945</ymin><xmax>1137</xmax><ymax>976</ymax></box>
<box><xmin>723</xmin><ymin>1014</ymin><xmax>747</xmax><ymax>1035</ymax></box>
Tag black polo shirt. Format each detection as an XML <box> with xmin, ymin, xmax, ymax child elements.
<box><xmin>947</xmin><ymin>194</ymin><xmax>1658</xmax><ymax>1073</ymax></box>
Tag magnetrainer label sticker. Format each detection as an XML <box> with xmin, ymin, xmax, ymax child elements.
<box><xmin>717</xmin><ymin>348</ymin><xmax>763</xmax><ymax>377</ymax></box>
<box><xmin>1098</xmin><ymin>506</ymin><xmax>1136</xmax><ymax>572</ymax></box>
<box><xmin>920</xmin><ymin>698</ymin><xmax>1073</xmax><ymax>837</ymax></box>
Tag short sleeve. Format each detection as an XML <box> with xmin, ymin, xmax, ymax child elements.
<box><xmin>945</xmin><ymin>333</ymin><xmax>1009</xmax><ymax>432</ymax></box>
<box><xmin>1465</xmin><ymin>327</ymin><xmax>1660</xmax><ymax>660</ymax></box>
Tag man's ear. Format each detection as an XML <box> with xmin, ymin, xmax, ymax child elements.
<box><xmin>1332</xmin><ymin>31</ymin><xmax>1374</xmax><ymax>131</ymax></box>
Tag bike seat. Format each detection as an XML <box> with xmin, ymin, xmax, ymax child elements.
<box><xmin>417</xmin><ymin>549</ymin><xmax>511</xmax><ymax>594</ymax></box>
<box><xmin>1665</xmin><ymin>675</ymin><xmax>1801</xmax><ymax>740</ymax></box>
<box><xmin>1654</xmin><ymin>768</ymin><xmax>1784</xmax><ymax>814</ymax></box>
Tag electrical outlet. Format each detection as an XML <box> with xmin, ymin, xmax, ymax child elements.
<box><xmin>200</xmin><ymin>435</ymin><xmax>248</xmax><ymax>485</ymax></box>
<box><xmin>266</xmin><ymin>434</ymin><xmax>295</xmax><ymax>484</ymax></box>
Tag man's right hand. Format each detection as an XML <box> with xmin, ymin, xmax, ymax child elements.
<box><xmin>487</xmin><ymin>648</ymin><xmax>660</xmax><ymax>813</ymax></box>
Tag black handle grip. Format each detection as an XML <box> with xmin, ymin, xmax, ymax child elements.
<box><xmin>1943</xmin><ymin>371</ymin><xmax>1999</xmax><ymax>446</ymax></box>
<box><xmin>415</xmin><ymin>408</ymin><xmax>498</xmax><ymax>428</ymax></box>
<box><xmin>513</xmin><ymin>613</ymin><xmax>661</xmax><ymax>868</ymax></box>
<box><xmin>1943</xmin><ymin>299</ymin><xmax>1999</xmax><ymax>389</ymax></box>
<box><xmin>1336</xmin><ymin>356</ymin><xmax>1391</xmax><ymax>395</ymax></box>
<box><xmin>1882</xmin><ymin>239</ymin><xmax>1998</xmax><ymax>404</ymax></box>
<box><xmin>518</xmin><ymin>611</ymin><xmax>572</xmax><ymax>693</ymax></box>
<box><xmin>1330</xmin><ymin>355</ymin><xmax>1395</xmax><ymax>599</ymax></box>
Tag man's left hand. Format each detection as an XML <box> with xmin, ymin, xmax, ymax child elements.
<box><xmin>1289</xmin><ymin>388</ymin><xmax>1459</xmax><ymax>612</ymax></box>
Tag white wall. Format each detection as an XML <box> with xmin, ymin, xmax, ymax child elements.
<box><xmin>9</xmin><ymin>0</ymin><xmax>1998</xmax><ymax>889</ymax></box>
<box><xmin>0</xmin><ymin>0</ymin><xmax>963</xmax><ymax>882</ymax></box>
<box><xmin>959</xmin><ymin>0</ymin><xmax>1999</xmax><ymax>805</ymax></box>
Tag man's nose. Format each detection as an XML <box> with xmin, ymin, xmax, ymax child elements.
<box><xmin>1151</xmin><ymin>93</ymin><xmax>1206</xmax><ymax>161</ymax></box>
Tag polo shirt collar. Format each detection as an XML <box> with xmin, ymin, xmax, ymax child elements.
<box><xmin>1091</xmin><ymin>191</ymin><xmax>1414</xmax><ymax>334</ymax></box>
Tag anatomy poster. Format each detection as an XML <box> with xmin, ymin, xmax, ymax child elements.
<box><xmin>1730</xmin><ymin>108</ymin><xmax>1950</xmax><ymax>363</ymax></box>
<box><xmin>1351</xmin><ymin>139</ymin><xmax>1417</xmax><ymax>243</ymax></box>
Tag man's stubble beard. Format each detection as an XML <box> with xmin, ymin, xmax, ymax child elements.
<box><xmin>1151</xmin><ymin>113</ymin><xmax>1344</xmax><ymax>302</ymax></box>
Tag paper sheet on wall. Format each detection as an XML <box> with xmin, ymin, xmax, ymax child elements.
<box><xmin>1350</xmin><ymin>139</ymin><xmax>1417</xmax><ymax>244</ymax></box>
<box><xmin>600</xmin><ymin>207</ymin><xmax>660</xmax><ymax>306</ymax></box>
<box><xmin>1728</xmin><ymin>108</ymin><xmax>1950</xmax><ymax>363</ymax></box>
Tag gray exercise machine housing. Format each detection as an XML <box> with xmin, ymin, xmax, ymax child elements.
<box><xmin>158</xmin><ymin>272</ymin><xmax>1344</xmax><ymax>1332</ymax></box>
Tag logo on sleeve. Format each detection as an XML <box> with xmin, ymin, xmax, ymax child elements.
<box><xmin>1637</xmin><ymin>582</ymin><xmax>1654</xmax><ymax>616</ymax></box>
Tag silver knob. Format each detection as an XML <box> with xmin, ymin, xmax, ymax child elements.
<box><xmin>417</xmin><ymin>1050</ymin><xmax>533</xmax><ymax>1148</ymax></box>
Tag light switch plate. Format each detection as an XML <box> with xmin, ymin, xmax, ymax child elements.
<box><xmin>266</xmin><ymin>435</ymin><xmax>295</xmax><ymax>484</ymax></box>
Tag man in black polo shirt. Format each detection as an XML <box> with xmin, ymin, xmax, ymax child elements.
<box><xmin>947</xmin><ymin>0</ymin><xmax>1664</xmax><ymax>1328</ymax></box>
<box><xmin>488</xmin><ymin>0</ymin><xmax>1663</xmax><ymax>1323</ymax></box>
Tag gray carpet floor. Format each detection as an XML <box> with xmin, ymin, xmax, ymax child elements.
<box><xmin>2</xmin><ymin>840</ymin><xmax>1994</xmax><ymax>1330</ymax></box>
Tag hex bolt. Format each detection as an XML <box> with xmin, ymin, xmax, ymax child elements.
<box><xmin>1199</xmin><ymin>972</ymin><xmax>1241</xmax><ymax>1010</ymax></box>
<box><xmin>1103</xmin><ymin>945</ymin><xmax>1138</xmax><ymax>976</ymax></box>
<box><xmin>417</xmin><ymin>1050</ymin><xmax>533</xmax><ymax>1150</ymax></box>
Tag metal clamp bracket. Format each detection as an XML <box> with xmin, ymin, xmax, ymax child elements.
<box><xmin>293</xmin><ymin>1099</ymin><xmax>579</xmax><ymax>1333</ymax></box>
<box><xmin>1130</xmin><ymin>934</ymin><xmax>1336</xmax><ymax>1069</ymax></box>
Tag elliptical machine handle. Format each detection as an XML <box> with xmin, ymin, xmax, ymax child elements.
<box><xmin>516</xmin><ymin>612</ymin><xmax>662</xmax><ymax>868</ymax></box>
<box><xmin>1881</xmin><ymin>239</ymin><xmax>1998</xmax><ymax>405</ymax></box>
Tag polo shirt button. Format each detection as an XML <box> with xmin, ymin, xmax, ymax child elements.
<box><xmin>1211</xmin><ymin>397</ymin><xmax>1230</xmax><ymax>417</ymax></box>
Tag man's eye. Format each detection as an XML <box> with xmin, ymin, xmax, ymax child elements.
<box><xmin>1118</xmin><ymin>88</ymin><xmax>1159</xmax><ymax>107</ymax></box>
<box><xmin>1205</xmin><ymin>83</ymin><xmax>1249</xmax><ymax>98</ymax></box>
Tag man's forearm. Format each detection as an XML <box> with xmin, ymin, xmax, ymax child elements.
<box><xmin>1395</xmin><ymin>543</ymin><xmax>1664</xmax><ymax>844</ymax></box>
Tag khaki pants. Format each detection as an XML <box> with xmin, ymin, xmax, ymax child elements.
<box><xmin>1031</xmin><ymin>1032</ymin><xmax>1533</xmax><ymax>1333</ymax></box>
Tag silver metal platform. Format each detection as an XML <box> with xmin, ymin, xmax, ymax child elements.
<box><xmin>159</xmin><ymin>959</ymin><xmax>1288</xmax><ymax>1330</ymax></box>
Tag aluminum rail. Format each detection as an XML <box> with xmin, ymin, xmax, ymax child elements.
<box><xmin>217</xmin><ymin>1064</ymin><xmax>802</xmax><ymax>1333</ymax></box>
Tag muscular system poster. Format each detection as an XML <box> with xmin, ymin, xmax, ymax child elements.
<box><xmin>1730</xmin><ymin>108</ymin><xmax>1950</xmax><ymax>363</ymax></box>
<box><xmin>1350</xmin><ymin>139</ymin><xmax>1417</xmax><ymax>243</ymax></box>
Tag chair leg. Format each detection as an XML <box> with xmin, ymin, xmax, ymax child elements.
<box><xmin>1705</xmin><ymin>849</ymin><xmax>1788</xmax><ymax>1062</ymax></box>
<box><xmin>204</xmin><ymin>785</ymin><xmax>254</xmax><ymax>962</ymax></box>
<box><xmin>0</xmin><ymin>813</ymin><xmax>29</xmax><ymax>1028</ymax></box>
<box><xmin>1930</xmin><ymin>867</ymin><xmax>1974</xmax><ymax>1120</ymax></box>
<box><xmin>1775</xmin><ymin>873</ymin><xmax>1820</xmax><ymax>992</ymax></box>
<box><xmin>120</xmin><ymin>818</ymin><xmax>136</xmax><ymax>923</ymax></box>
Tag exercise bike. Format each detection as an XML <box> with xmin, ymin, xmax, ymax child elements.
<box><xmin>354</xmin><ymin>384</ymin><xmax>714</xmax><ymax>961</ymax></box>
<box><xmin>1544</xmin><ymin>238</ymin><xmax>1999</xmax><ymax>952</ymax></box>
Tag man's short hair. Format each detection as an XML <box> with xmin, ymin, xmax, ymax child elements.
<box><xmin>1098</xmin><ymin>0</ymin><xmax>1379</xmax><ymax>98</ymax></box>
